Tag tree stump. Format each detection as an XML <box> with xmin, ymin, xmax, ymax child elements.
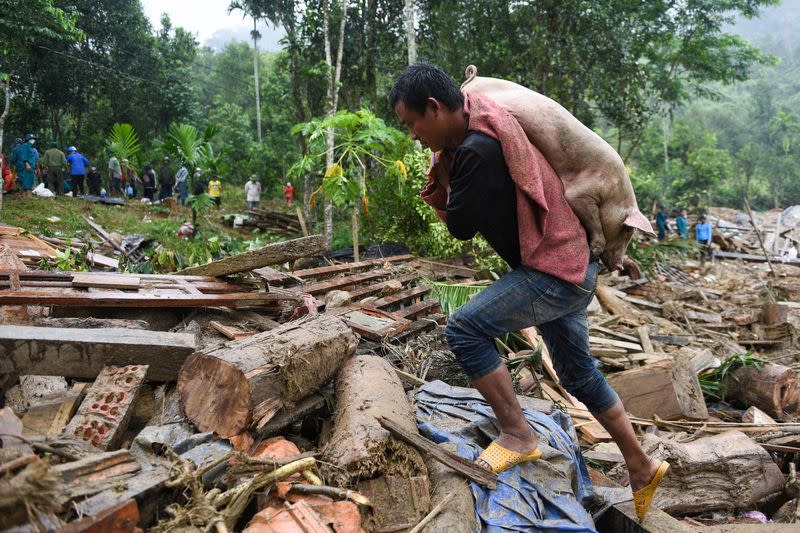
<box><xmin>723</xmin><ymin>362</ymin><xmax>800</xmax><ymax>420</ymax></box>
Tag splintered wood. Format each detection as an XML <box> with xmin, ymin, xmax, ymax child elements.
<box><xmin>63</xmin><ymin>365</ymin><xmax>148</xmax><ymax>450</ymax></box>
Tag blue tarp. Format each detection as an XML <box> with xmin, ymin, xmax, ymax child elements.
<box><xmin>415</xmin><ymin>380</ymin><xmax>597</xmax><ymax>532</ymax></box>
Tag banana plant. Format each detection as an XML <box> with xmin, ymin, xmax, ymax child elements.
<box><xmin>105</xmin><ymin>123</ymin><xmax>141</xmax><ymax>163</ymax></box>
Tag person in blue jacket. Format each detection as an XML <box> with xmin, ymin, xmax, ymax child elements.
<box><xmin>656</xmin><ymin>205</ymin><xmax>668</xmax><ymax>240</ymax></box>
<box><xmin>66</xmin><ymin>146</ymin><xmax>90</xmax><ymax>196</ymax></box>
<box><xmin>676</xmin><ymin>209</ymin><xmax>688</xmax><ymax>239</ymax></box>
<box><xmin>695</xmin><ymin>214</ymin><xmax>713</xmax><ymax>265</ymax></box>
<box><xmin>11</xmin><ymin>133</ymin><xmax>39</xmax><ymax>192</ymax></box>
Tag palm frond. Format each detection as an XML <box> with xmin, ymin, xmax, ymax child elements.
<box><xmin>167</xmin><ymin>123</ymin><xmax>204</xmax><ymax>167</ymax></box>
<box><xmin>424</xmin><ymin>279</ymin><xmax>488</xmax><ymax>316</ymax></box>
<box><xmin>105</xmin><ymin>123</ymin><xmax>141</xmax><ymax>162</ymax></box>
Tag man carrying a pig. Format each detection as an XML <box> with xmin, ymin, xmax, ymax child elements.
<box><xmin>390</xmin><ymin>62</ymin><xmax>668</xmax><ymax>521</ymax></box>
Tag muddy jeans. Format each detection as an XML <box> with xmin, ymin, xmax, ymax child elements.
<box><xmin>444</xmin><ymin>258</ymin><xmax>619</xmax><ymax>414</ymax></box>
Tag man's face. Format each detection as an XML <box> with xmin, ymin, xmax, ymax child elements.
<box><xmin>394</xmin><ymin>99</ymin><xmax>450</xmax><ymax>152</ymax></box>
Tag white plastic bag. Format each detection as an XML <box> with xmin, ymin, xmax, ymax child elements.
<box><xmin>33</xmin><ymin>183</ymin><xmax>55</xmax><ymax>197</ymax></box>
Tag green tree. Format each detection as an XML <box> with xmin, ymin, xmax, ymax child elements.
<box><xmin>0</xmin><ymin>0</ymin><xmax>82</xmax><ymax>153</ymax></box>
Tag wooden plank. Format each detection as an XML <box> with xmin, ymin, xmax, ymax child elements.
<box><xmin>650</xmin><ymin>335</ymin><xmax>694</xmax><ymax>346</ymax></box>
<box><xmin>349</xmin><ymin>272</ymin><xmax>421</xmax><ymax>300</ymax></box>
<box><xmin>0</xmin><ymin>287</ymin><xmax>293</xmax><ymax>307</ymax></box>
<box><xmin>327</xmin><ymin>305</ymin><xmax>413</xmax><ymax>341</ymax></box>
<box><xmin>590</xmin><ymin>325</ymin><xmax>640</xmax><ymax>343</ymax></box>
<box><xmin>72</xmin><ymin>273</ymin><xmax>140</xmax><ymax>290</ymax></box>
<box><xmin>371</xmin><ymin>285</ymin><xmax>432</xmax><ymax>308</ymax></box>
<box><xmin>637</xmin><ymin>326</ymin><xmax>654</xmax><ymax>353</ymax></box>
<box><xmin>209</xmin><ymin>320</ymin><xmax>252</xmax><ymax>340</ymax></box>
<box><xmin>395</xmin><ymin>299</ymin><xmax>440</xmax><ymax>319</ymax></box>
<box><xmin>377</xmin><ymin>416</ymin><xmax>497</xmax><ymax>489</ymax></box>
<box><xmin>48</xmin><ymin>382</ymin><xmax>89</xmax><ymax>438</ymax></box>
<box><xmin>258</xmin><ymin>254</ymin><xmax>415</xmax><ymax>282</ymax></box>
<box><xmin>0</xmin><ymin>326</ymin><xmax>195</xmax><ymax>381</ymax></box>
<box><xmin>715</xmin><ymin>250</ymin><xmax>800</xmax><ymax>265</ymax></box>
<box><xmin>177</xmin><ymin>234</ymin><xmax>327</xmax><ymax>276</ymax></box>
<box><xmin>299</xmin><ymin>267</ymin><xmax>401</xmax><ymax>295</ymax></box>
<box><xmin>588</xmin><ymin>335</ymin><xmax>642</xmax><ymax>352</ymax></box>
<box><xmin>63</xmin><ymin>365</ymin><xmax>148</xmax><ymax>450</ymax></box>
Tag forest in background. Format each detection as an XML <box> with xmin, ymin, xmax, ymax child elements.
<box><xmin>1</xmin><ymin>0</ymin><xmax>798</xmax><ymax>261</ymax></box>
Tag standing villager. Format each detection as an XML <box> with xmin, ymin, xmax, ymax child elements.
<box><xmin>283</xmin><ymin>182</ymin><xmax>295</xmax><ymax>207</ymax></box>
<box><xmin>12</xmin><ymin>134</ymin><xmax>39</xmax><ymax>192</ymax></box>
<box><xmin>208</xmin><ymin>175</ymin><xmax>222</xmax><ymax>207</ymax></box>
<box><xmin>108</xmin><ymin>152</ymin><xmax>123</xmax><ymax>197</ymax></box>
<box><xmin>158</xmin><ymin>156</ymin><xmax>173</xmax><ymax>200</ymax></box>
<box><xmin>86</xmin><ymin>166</ymin><xmax>102</xmax><ymax>196</ymax></box>
<box><xmin>245</xmin><ymin>175</ymin><xmax>261</xmax><ymax>210</ymax></box>
<box><xmin>695</xmin><ymin>214</ymin><xmax>713</xmax><ymax>266</ymax></box>
<box><xmin>676</xmin><ymin>209</ymin><xmax>688</xmax><ymax>239</ymax></box>
<box><xmin>141</xmin><ymin>164</ymin><xmax>156</xmax><ymax>200</ymax></box>
<box><xmin>192</xmin><ymin>167</ymin><xmax>206</xmax><ymax>196</ymax></box>
<box><xmin>43</xmin><ymin>141</ymin><xmax>67</xmax><ymax>195</ymax></box>
<box><xmin>175</xmin><ymin>163</ymin><xmax>189</xmax><ymax>205</ymax></box>
<box><xmin>1</xmin><ymin>152</ymin><xmax>12</xmax><ymax>192</ymax></box>
<box><xmin>124</xmin><ymin>161</ymin><xmax>138</xmax><ymax>198</ymax></box>
<box><xmin>655</xmin><ymin>205</ymin><xmax>668</xmax><ymax>241</ymax></box>
<box><xmin>390</xmin><ymin>63</ymin><xmax>667</xmax><ymax>521</ymax></box>
<box><xmin>65</xmin><ymin>146</ymin><xmax>90</xmax><ymax>196</ymax></box>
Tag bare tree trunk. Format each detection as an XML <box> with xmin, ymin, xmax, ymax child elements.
<box><xmin>322</xmin><ymin>0</ymin><xmax>348</xmax><ymax>249</ymax></box>
<box><xmin>0</xmin><ymin>77</ymin><xmax>11</xmax><ymax>215</ymax></box>
<box><xmin>252</xmin><ymin>18</ymin><xmax>263</xmax><ymax>144</ymax></box>
<box><xmin>404</xmin><ymin>0</ymin><xmax>417</xmax><ymax>65</ymax></box>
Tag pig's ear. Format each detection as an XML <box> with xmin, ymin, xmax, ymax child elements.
<box><xmin>624</xmin><ymin>210</ymin><xmax>656</xmax><ymax>236</ymax></box>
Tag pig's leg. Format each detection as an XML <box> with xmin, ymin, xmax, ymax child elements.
<box><xmin>566</xmin><ymin>189</ymin><xmax>605</xmax><ymax>256</ymax></box>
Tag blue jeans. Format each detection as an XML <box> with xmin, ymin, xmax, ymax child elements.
<box><xmin>178</xmin><ymin>181</ymin><xmax>188</xmax><ymax>205</ymax></box>
<box><xmin>445</xmin><ymin>259</ymin><xmax>619</xmax><ymax>414</ymax></box>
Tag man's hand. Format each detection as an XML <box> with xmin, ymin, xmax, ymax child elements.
<box><xmin>24</xmin><ymin>162</ymin><xmax>31</xmax><ymax>171</ymax></box>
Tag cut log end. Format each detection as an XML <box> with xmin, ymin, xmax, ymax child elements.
<box><xmin>177</xmin><ymin>353</ymin><xmax>250</xmax><ymax>436</ymax></box>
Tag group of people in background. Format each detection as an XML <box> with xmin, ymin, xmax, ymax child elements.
<box><xmin>1</xmin><ymin>135</ymin><xmax>241</xmax><ymax>209</ymax></box>
<box><xmin>656</xmin><ymin>206</ymin><xmax>714</xmax><ymax>265</ymax></box>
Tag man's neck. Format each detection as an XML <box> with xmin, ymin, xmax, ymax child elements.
<box><xmin>443</xmin><ymin>109</ymin><xmax>469</xmax><ymax>151</ymax></box>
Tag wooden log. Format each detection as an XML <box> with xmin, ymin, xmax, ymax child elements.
<box><xmin>177</xmin><ymin>234</ymin><xmax>327</xmax><ymax>276</ymax></box>
<box><xmin>62</xmin><ymin>365</ymin><xmax>148</xmax><ymax>450</ymax></box>
<box><xmin>606</xmin><ymin>357</ymin><xmax>708</xmax><ymax>420</ymax></box>
<box><xmin>0</xmin><ymin>326</ymin><xmax>195</xmax><ymax>381</ymax></box>
<box><xmin>178</xmin><ymin>314</ymin><xmax>358</xmax><ymax>437</ymax></box>
<box><xmin>357</xmin><ymin>475</ymin><xmax>431</xmax><ymax>533</ymax></box>
<box><xmin>722</xmin><ymin>362</ymin><xmax>800</xmax><ymax>420</ymax></box>
<box><xmin>323</xmin><ymin>355</ymin><xmax>427</xmax><ymax>487</ymax></box>
<box><xmin>642</xmin><ymin>430</ymin><xmax>785</xmax><ymax>515</ymax></box>
<box><xmin>418</xmin><ymin>443</ymin><xmax>477</xmax><ymax>533</ymax></box>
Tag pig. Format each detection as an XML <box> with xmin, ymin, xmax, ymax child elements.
<box><xmin>460</xmin><ymin>65</ymin><xmax>654</xmax><ymax>272</ymax></box>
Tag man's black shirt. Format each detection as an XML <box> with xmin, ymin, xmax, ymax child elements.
<box><xmin>446</xmin><ymin>131</ymin><xmax>521</xmax><ymax>268</ymax></box>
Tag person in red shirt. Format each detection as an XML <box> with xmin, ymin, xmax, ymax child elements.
<box><xmin>1</xmin><ymin>152</ymin><xmax>12</xmax><ymax>192</ymax></box>
<box><xmin>283</xmin><ymin>182</ymin><xmax>295</xmax><ymax>207</ymax></box>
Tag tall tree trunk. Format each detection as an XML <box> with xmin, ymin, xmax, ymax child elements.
<box><xmin>322</xmin><ymin>0</ymin><xmax>348</xmax><ymax>249</ymax></box>
<box><xmin>252</xmin><ymin>18</ymin><xmax>263</xmax><ymax>144</ymax></box>
<box><xmin>404</xmin><ymin>0</ymin><xmax>417</xmax><ymax>65</ymax></box>
<box><xmin>0</xmin><ymin>77</ymin><xmax>9</xmax><ymax>214</ymax></box>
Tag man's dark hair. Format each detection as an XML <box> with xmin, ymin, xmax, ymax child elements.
<box><xmin>389</xmin><ymin>62</ymin><xmax>463</xmax><ymax>115</ymax></box>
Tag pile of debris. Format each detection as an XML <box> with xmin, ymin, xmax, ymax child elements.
<box><xmin>708</xmin><ymin>206</ymin><xmax>800</xmax><ymax>266</ymax></box>
<box><xmin>3</xmin><ymin>217</ymin><xmax>800</xmax><ymax>531</ymax></box>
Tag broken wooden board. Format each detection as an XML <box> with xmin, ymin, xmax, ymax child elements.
<box><xmin>57</xmin><ymin>498</ymin><xmax>141</xmax><ymax>533</ymax></box>
<box><xmin>71</xmin><ymin>273</ymin><xmax>141</xmax><ymax>290</ymax></box>
<box><xmin>0</xmin><ymin>326</ymin><xmax>195</xmax><ymax>381</ymax></box>
<box><xmin>177</xmin><ymin>234</ymin><xmax>327</xmax><ymax>276</ymax></box>
<box><xmin>357</xmin><ymin>475</ymin><xmax>431</xmax><ymax>533</ymax></box>
<box><xmin>327</xmin><ymin>304</ymin><xmax>413</xmax><ymax>341</ymax></box>
<box><xmin>54</xmin><ymin>449</ymin><xmax>142</xmax><ymax>501</ymax></box>
<box><xmin>0</xmin><ymin>225</ymin><xmax>58</xmax><ymax>265</ymax></box>
<box><xmin>258</xmin><ymin>254</ymin><xmax>416</xmax><ymax>283</ymax></box>
<box><xmin>606</xmin><ymin>357</ymin><xmax>708</xmax><ymax>420</ymax></box>
<box><xmin>62</xmin><ymin>365</ymin><xmax>148</xmax><ymax>450</ymax></box>
<box><xmin>48</xmin><ymin>382</ymin><xmax>89</xmax><ymax>438</ymax></box>
<box><xmin>0</xmin><ymin>287</ymin><xmax>293</xmax><ymax>308</ymax></box>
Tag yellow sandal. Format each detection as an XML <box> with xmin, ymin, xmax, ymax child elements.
<box><xmin>476</xmin><ymin>441</ymin><xmax>542</xmax><ymax>473</ymax></box>
<box><xmin>633</xmin><ymin>461</ymin><xmax>670</xmax><ymax>521</ymax></box>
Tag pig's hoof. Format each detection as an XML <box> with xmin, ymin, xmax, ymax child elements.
<box><xmin>589</xmin><ymin>235</ymin><xmax>606</xmax><ymax>257</ymax></box>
